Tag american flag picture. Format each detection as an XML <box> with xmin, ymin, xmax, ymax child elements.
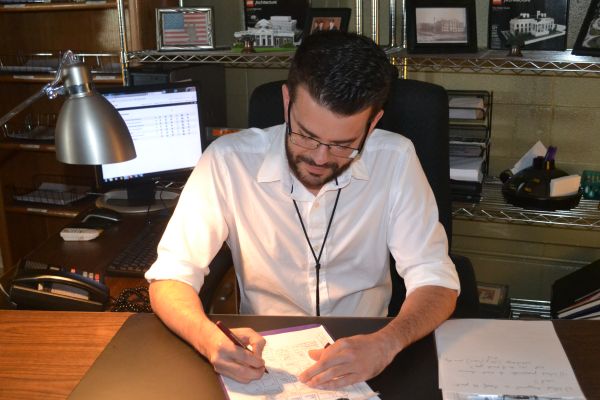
<box><xmin>159</xmin><ymin>8</ymin><xmax>213</xmax><ymax>49</ymax></box>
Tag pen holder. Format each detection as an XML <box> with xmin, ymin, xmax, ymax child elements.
<box><xmin>502</xmin><ymin>157</ymin><xmax>582</xmax><ymax>211</ymax></box>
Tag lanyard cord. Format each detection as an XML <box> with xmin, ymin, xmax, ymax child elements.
<box><xmin>292</xmin><ymin>187</ymin><xmax>342</xmax><ymax>316</ymax></box>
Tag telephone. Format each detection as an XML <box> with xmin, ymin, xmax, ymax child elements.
<box><xmin>9</xmin><ymin>260</ymin><xmax>109</xmax><ymax>311</ymax></box>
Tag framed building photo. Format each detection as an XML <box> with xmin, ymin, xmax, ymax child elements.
<box><xmin>488</xmin><ymin>0</ymin><xmax>569</xmax><ymax>51</ymax></box>
<box><xmin>244</xmin><ymin>0</ymin><xmax>308</xmax><ymax>30</ymax></box>
<box><xmin>156</xmin><ymin>8</ymin><xmax>214</xmax><ymax>51</ymax></box>
<box><xmin>304</xmin><ymin>8</ymin><xmax>352</xmax><ymax>35</ymax></box>
<box><xmin>405</xmin><ymin>0</ymin><xmax>477</xmax><ymax>54</ymax></box>
<box><xmin>572</xmin><ymin>0</ymin><xmax>600</xmax><ymax>56</ymax></box>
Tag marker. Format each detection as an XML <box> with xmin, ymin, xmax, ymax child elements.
<box><xmin>215</xmin><ymin>320</ymin><xmax>269</xmax><ymax>373</ymax></box>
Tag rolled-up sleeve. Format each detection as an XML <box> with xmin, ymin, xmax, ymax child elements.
<box><xmin>145</xmin><ymin>144</ymin><xmax>230</xmax><ymax>293</ymax></box>
<box><xmin>387</xmin><ymin>144</ymin><xmax>460</xmax><ymax>296</ymax></box>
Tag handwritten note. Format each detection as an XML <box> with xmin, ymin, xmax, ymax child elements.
<box><xmin>435</xmin><ymin>319</ymin><xmax>585</xmax><ymax>399</ymax></box>
<box><xmin>221</xmin><ymin>325</ymin><xmax>380</xmax><ymax>400</ymax></box>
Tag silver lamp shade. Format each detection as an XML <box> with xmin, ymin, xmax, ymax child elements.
<box><xmin>55</xmin><ymin>63</ymin><xmax>136</xmax><ymax>165</ymax></box>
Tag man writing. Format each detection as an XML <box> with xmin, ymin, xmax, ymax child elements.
<box><xmin>146</xmin><ymin>31</ymin><xmax>459</xmax><ymax>389</ymax></box>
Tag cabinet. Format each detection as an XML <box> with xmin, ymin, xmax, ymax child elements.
<box><xmin>0</xmin><ymin>0</ymin><xmax>178</xmax><ymax>270</ymax></box>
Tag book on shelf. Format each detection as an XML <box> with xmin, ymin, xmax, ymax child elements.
<box><xmin>558</xmin><ymin>299</ymin><xmax>600</xmax><ymax>319</ymax></box>
<box><xmin>551</xmin><ymin>259</ymin><xmax>600</xmax><ymax>318</ymax></box>
<box><xmin>574</xmin><ymin>310</ymin><xmax>600</xmax><ymax>320</ymax></box>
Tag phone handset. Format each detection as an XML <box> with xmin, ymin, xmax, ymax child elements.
<box><xmin>10</xmin><ymin>269</ymin><xmax>109</xmax><ymax>311</ymax></box>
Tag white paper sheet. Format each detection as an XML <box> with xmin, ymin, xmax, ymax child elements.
<box><xmin>221</xmin><ymin>325</ymin><xmax>380</xmax><ymax>400</ymax></box>
<box><xmin>435</xmin><ymin>319</ymin><xmax>585</xmax><ymax>399</ymax></box>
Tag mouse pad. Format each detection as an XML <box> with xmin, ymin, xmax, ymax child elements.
<box><xmin>68</xmin><ymin>313</ymin><xmax>226</xmax><ymax>400</ymax></box>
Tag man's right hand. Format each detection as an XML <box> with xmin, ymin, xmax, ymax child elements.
<box><xmin>148</xmin><ymin>279</ymin><xmax>268</xmax><ymax>383</ymax></box>
<box><xmin>206</xmin><ymin>325</ymin><xmax>267</xmax><ymax>383</ymax></box>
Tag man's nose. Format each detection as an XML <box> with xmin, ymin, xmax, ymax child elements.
<box><xmin>312</xmin><ymin>143</ymin><xmax>331</xmax><ymax>165</ymax></box>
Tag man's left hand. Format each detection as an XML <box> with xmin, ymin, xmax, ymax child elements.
<box><xmin>298</xmin><ymin>333</ymin><xmax>394</xmax><ymax>389</ymax></box>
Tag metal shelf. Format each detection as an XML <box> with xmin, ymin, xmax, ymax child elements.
<box><xmin>387</xmin><ymin>48</ymin><xmax>600</xmax><ymax>77</ymax></box>
<box><xmin>129</xmin><ymin>48</ymin><xmax>600</xmax><ymax>76</ymax></box>
<box><xmin>453</xmin><ymin>179</ymin><xmax>600</xmax><ymax>230</ymax></box>
<box><xmin>128</xmin><ymin>50</ymin><xmax>294</xmax><ymax>69</ymax></box>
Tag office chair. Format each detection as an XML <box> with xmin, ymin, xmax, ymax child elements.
<box><xmin>248</xmin><ymin>79</ymin><xmax>480</xmax><ymax>318</ymax></box>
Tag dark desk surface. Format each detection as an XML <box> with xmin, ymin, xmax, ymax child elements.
<box><xmin>0</xmin><ymin>212</ymin><xmax>237</xmax><ymax>312</ymax></box>
<box><xmin>0</xmin><ymin>311</ymin><xmax>599</xmax><ymax>400</ymax></box>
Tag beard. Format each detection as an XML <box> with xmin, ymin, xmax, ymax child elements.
<box><xmin>286</xmin><ymin>140</ymin><xmax>352</xmax><ymax>192</ymax></box>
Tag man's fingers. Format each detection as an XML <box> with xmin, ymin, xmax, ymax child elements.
<box><xmin>213</xmin><ymin>356</ymin><xmax>265</xmax><ymax>383</ymax></box>
<box><xmin>308</xmin><ymin>348</ymin><xmax>324</xmax><ymax>361</ymax></box>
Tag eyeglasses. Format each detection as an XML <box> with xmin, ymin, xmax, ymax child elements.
<box><xmin>286</xmin><ymin>102</ymin><xmax>365</xmax><ymax>159</ymax></box>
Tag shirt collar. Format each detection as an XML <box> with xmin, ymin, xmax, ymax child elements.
<box><xmin>256</xmin><ymin>124</ymin><xmax>370</xmax><ymax>195</ymax></box>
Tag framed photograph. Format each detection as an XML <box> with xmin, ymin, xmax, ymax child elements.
<box><xmin>488</xmin><ymin>0</ymin><xmax>569</xmax><ymax>51</ymax></box>
<box><xmin>572</xmin><ymin>0</ymin><xmax>600</xmax><ymax>56</ymax></box>
<box><xmin>405</xmin><ymin>0</ymin><xmax>477</xmax><ymax>54</ymax></box>
<box><xmin>477</xmin><ymin>282</ymin><xmax>508</xmax><ymax>306</ymax></box>
<box><xmin>244</xmin><ymin>0</ymin><xmax>309</xmax><ymax>29</ymax></box>
<box><xmin>303</xmin><ymin>8</ymin><xmax>352</xmax><ymax>35</ymax></box>
<box><xmin>156</xmin><ymin>8</ymin><xmax>214</xmax><ymax>51</ymax></box>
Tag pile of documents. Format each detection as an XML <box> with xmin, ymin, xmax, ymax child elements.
<box><xmin>435</xmin><ymin>319</ymin><xmax>585</xmax><ymax>400</ymax></box>
<box><xmin>448</xmin><ymin>91</ymin><xmax>491</xmax><ymax>203</ymax></box>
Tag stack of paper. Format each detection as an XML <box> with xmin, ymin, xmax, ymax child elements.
<box><xmin>435</xmin><ymin>319</ymin><xmax>585</xmax><ymax>400</ymax></box>
<box><xmin>449</xmin><ymin>96</ymin><xmax>486</xmax><ymax>120</ymax></box>
<box><xmin>221</xmin><ymin>325</ymin><xmax>380</xmax><ymax>400</ymax></box>
<box><xmin>450</xmin><ymin>156</ymin><xmax>484</xmax><ymax>183</ymax></box>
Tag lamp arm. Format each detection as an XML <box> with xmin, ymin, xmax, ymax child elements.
<box><xmin>0</xmin><ymin>85</ymin><xmax>51</xmax><ymax>127</ymax></box>
<box><xmin>0</xmin><ymin>50</ymin><xmax>77</xmax><ymax>127</ymax></box>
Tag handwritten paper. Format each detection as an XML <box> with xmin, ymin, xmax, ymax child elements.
<box><xmin>435</xmin><ymin>319</ymin><xmax>585</xmax><ymax>399</ymax></box>
<box><xmin>221</xmin><ymin>325</ymin><xmax>380</xmax><ymax>400</ymax></box>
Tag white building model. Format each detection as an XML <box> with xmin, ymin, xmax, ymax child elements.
<box><xmin>234</xmin><ymin>16</ymin><xmax>298</xmax><ymax>48</ymax></box>
<box><xmin>509</xmin><ymin>10</ymin><xmax>556</xmax><ymax>37</ymax></box>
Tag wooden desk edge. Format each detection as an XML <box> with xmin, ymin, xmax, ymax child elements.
<box><xmin>0</xmin><ymin>310</ymin><xmax>132</xmax><ymax>400</ymax></box>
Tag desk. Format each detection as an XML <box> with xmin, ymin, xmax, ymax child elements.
<box><xmin>0</xmin><ymin>311</ymin><xmax>599</xmax><ymax>400</ymax></box>
<box><xmin>0</xmin><ymin>212</ymin><xmax>237</xmax><ymax>312</ymax></box>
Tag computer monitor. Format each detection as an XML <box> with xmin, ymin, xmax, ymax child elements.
<box><xmin>95</xmin><ymin>82</ymin><xmax>206</xmax><ymax>213</ymax></box>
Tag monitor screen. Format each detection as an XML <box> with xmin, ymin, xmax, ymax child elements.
<box><xmin>96</xmin><ymin>82</ymin><xmax>206</xmax><ymax>209</ymax></box>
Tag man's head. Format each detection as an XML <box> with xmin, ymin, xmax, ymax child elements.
<box><xmin>282</xmin><ymin>31</ymin><xmax>397</xmax><ymax>194</ymax></box>
<box><xmin>286</xmin><ymin>31</ymin><xmax>397</xmax><ymax>119</ymax></box>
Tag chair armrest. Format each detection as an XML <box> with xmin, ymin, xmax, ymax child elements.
<box><xmin>199</xmin><ymin>245</ymin><xmax>234</xmax><ymax>312</ymax></box>
<box><xmin>450</xmin><ymin>253</ymin><xmax>480</xmax><ymax>318</ymax></box>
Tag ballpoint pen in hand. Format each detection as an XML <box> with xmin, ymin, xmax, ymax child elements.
<box><xmin>215</xmin><ymin>320</ymin><xmax>269</xmax><ymax>373</ymax></box>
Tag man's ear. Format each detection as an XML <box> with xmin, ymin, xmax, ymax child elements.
<box><xmin>282</xmin><ymin>84</ymin><xmax>290</xmax><ymax>123</ymax></box>
<box><xmin>368</xmin><ymin>109</ymin><xmax>384</xmax><ymax>133</ymax></box>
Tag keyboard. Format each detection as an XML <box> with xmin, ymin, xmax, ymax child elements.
<box><xmin>106</xmin><ymin>218</ymin><xmax>168</xmax><ymax>278</ymax></box>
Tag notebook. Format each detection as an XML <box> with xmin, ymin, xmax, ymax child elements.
<box><xmin>68</xmin><ymin>313</ymin><xmax>226</xmax><ymax>400</ymax></box>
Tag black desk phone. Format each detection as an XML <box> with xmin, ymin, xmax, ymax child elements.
<box><xmin>9</xmin><ymin>259</ymin><xmax>109</xmax><ymax>311</ymax></box>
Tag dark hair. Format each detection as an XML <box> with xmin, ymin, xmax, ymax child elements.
<box><xmin>287</xmin><ymin>31</ymin><xmax>398</xmax><ymax>117</ymax></box>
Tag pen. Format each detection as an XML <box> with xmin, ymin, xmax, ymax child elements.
<box><xmin>215</xmin><ymin>320</ymin><xmax>269</xmax><ymax>373</ymax></box>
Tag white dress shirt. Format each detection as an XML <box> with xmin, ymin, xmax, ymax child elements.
<box><xmin>145</xmin><ymin>124</ymin><xmax>459</xmax><ymax>317</ymax></box>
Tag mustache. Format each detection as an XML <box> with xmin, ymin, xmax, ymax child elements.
<box><xmin>296</xmin><ymin>155</ymin><xmax>338</xmax><ymax>170</ymax></box>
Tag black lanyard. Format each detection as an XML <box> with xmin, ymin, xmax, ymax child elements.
<box><xmin>292</xmin><ymin>187</ymin><xmax>342</xmax><ymax>316</ymax></box>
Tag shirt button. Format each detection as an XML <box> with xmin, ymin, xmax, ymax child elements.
<box><xmin>314</xmin><ymin>202</ymin><xmax>320</xmax><ymax>208</ymax></box>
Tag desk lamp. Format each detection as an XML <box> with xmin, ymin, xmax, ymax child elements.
<box><xmin>0</xmin><ymin>50</ymin><xmax>136</xmax><ymax>164</ymax></box>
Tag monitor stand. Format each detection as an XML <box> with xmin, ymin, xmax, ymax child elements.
<box><xmin>96</xmin><ymin>184</ymin><xmax>179</xmax><ymax>214</ymax></box>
